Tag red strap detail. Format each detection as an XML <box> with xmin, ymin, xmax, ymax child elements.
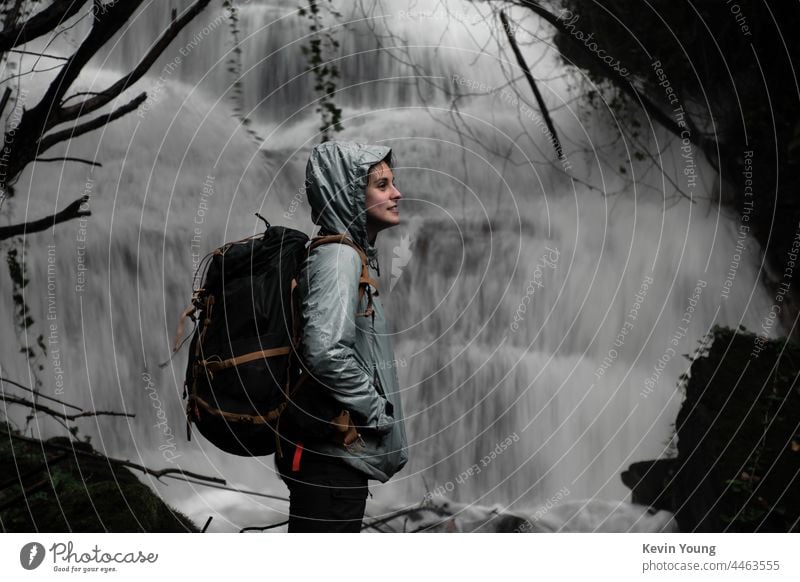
<box><xmin>291</xmin><ymin>442</ymin><xmax>304</xmax><ymax>472</ymax></box>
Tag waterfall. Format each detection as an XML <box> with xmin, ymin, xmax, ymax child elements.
<box><xmin>0</xmin><ymin>0</ymin><xmax>775</xmax><ymax>531</ymax></box>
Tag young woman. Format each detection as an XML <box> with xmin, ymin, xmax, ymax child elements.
<box><xmin>275</xmin><ymin>140</ymin><xmax>408</xmax><ymax>532</ymax></box>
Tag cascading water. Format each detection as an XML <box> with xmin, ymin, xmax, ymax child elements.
<box><xmin>0</xmin><ymin>0</ymin><xmax>777</xmax><ymax>531</ymax></box>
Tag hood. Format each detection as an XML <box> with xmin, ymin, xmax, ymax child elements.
<box><xmin>304</xmin><ymin>140</ymin><xmax>392</xmax><ymax>274</ymax></box>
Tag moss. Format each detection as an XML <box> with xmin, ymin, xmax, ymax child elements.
<box><xmin>0</xmin><ymin>424</ymin><xmax>198</xmax><ymax>532</ymax></box>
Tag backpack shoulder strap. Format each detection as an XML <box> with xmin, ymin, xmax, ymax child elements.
<box><xmin>308</xmin><ymin>234</ymin><xmax>378</xmax><ymax>317</ymax></box>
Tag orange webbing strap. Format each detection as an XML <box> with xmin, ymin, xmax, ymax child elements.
<box><xmin>307</xmin><ymin>233</ymin><xmax>379</xmax><ymax>317</ymax></box>
<box><xmin>201</xmin><ymin>346</ymin><xmax>291</xmax><ymax>373</ymax></box>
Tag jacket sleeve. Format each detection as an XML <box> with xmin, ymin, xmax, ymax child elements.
<box><xmin>300</xmin><ymin>244</ymin><xmax>394</xmax><ymax>434</ymax></box>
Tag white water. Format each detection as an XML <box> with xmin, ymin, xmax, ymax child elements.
<box><xmin>0</xmin><ymin>0</ymin><xmax>776</xmax><ymax>532</ymax></box>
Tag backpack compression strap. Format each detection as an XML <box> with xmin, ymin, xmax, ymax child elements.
<box><xmin>307</xmin><ymin>234</ymin><xmax>379</xmax><ymax>318</ymax></box>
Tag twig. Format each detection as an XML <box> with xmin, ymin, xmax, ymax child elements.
<box><xmin>0</xmin><ymin>194</ymin><xmax>91</xmax><ymax>241</ymax></box>
<box><xmin>0</xmin><ymin>375</ymin><xmax>82</xmax><ymax>411</ymax></box>
<box><xmin>5</xmin><ymin>432</ymin><xmax>226</xmax><ymax>486</ymax></box>
<box><xmin>0</xmin><ymin>1</ymin><xmax>89</xmax><ymax>51</ymax></box>
<box><xmin>499</xmin><ymin>9</ymin><xmax>564</xmax><ymax>161</ymax></box>
<box><xmin>34</xmin><ymin>156</ymin><xmax>102</xmax><ymax>168</ymax></box>
<box><xmin>167</xmin><ymin>475</ymin><xmax>288</xmax><ymax>502</ymax></box>
<box><xmin>1</xmin><ymin>393</ymin><xmax>135</xmax><ymax>422</ymax></box>
<box><xmin>361</xmin><ymin>504</ymin><xmax>451</xmax><ymax>531</ymax></box>
<box><xmin>8</xmin><ymin>49</ymin><xmax>70</xmax><ymax>61</ymax></box>
<box><xmin>240</xmin><ymin>520</ymin><xmax>289</xmax><ymax>533</ymax></box>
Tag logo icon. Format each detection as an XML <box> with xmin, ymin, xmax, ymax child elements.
<box><xmin>390</xmin><ymin>233</ymin><xmax>414</xmax><ymax>292</ymax></box>
<box><xmin>20</xmin><ymin>542</ymin><xmax>46</xmax><ymax>570</ymax></box>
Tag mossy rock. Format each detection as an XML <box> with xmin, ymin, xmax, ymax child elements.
<box><xmin>623</xmin><ymin>325</ymin><xmax>800</xmax><ymax>532</ymax></box>
<box><xmin>0</xmin><ymin>424</ymin><xmax>198</xmax><ymax>532</ymax></box>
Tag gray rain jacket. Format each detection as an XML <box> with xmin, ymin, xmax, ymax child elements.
<box><xmin>285</xmin><ymin>141</ymin><xmax>408</xmax><ymax>483</ymax></box>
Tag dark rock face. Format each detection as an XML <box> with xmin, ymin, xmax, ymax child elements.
<box><xmin>622</xmin><ymin>326</ymin><xmax>800</xmax><ymax>532</ymax></box>
<box><xmin>1</xmin><ymin>424</ymin><xmax>198</xmax><ymax>532</ymax></box>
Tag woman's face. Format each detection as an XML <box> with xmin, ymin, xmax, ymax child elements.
<box><xmin>365</xmin><ymin>160</ymin><xmax>402</xmax><ymax>242</ymax></box>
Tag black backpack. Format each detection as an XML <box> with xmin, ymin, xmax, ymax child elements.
<box><xmin>170</xmin><ymin>220</ymin><xmax>376</xmax><ymax>457</ymax></box>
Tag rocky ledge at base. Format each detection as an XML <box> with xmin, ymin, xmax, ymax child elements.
<box><xmin>0</xmin><ymin>422</ymin><xmax>198</xmax><ymax>532</ymax></box>
<box><xmin>622</xmin><ymin>325</ymin><xmax>800</xmax><ymax>532</ymax></box>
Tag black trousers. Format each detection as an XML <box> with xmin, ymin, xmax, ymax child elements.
<box><xmin>275</xmin><ymin>439</ymin><xmax>370</xmax><ymax>532</ymax></box>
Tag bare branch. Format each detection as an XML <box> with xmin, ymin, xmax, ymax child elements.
<box><xmin>499</xmin><ymin>9</ymin><xmax>564</xmax><ymax>161</ymax></box>
<box><xmin>34</xmin><ymin>156</ymin><xmax>101</xmax><ymax>168</ymax></box>
<box><xmin>0</xmin><ymin>375</ymin><xmax>83</xmax><ymax>411</ymax></box>
<box><xmin>8</xmin><ymin>48</ymin><xmax>70</xmax><ymax>61</ymax></box>
<box><xmin>0</xmin><ymin>194</ymin><xmax>90</xmax><ymax>241</ymax></box>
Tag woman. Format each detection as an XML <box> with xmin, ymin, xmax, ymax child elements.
<box><xmin>275</xmin><ymin>141</ymin><xmax>408</xmax><ymax>533</ymax></box>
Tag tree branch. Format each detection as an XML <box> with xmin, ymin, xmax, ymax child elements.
<box><xmin>0</xmin><ymin>0</ymin><xmax>89</xmax><ymax>51</ymax></box>
<box><xmin>0</xmin><ymin>194</ymin><xmax>90</xmax><ymax>241</ymax></box>
<box><xmin>34</xmin><ymin>156</ymin><xmax>102</xmax><ymax>168</ymax></box>
<box><xmin>38</xmin><ymin>92</ymin><xmax>146</xmax><ymax>152</ymax></box>
<box><xmin>59</xmin><ymin>0</ymin><xmax>214</xmax><ymax>124</ymax></box>
<box><xmin>499</xmin><ymin>9</ymin><xmax>564</xmax><ymax>161</ymax></box>
<box><xmin>0</xmin><ymin>87</ymin><xmax>12</xmax><ymax>118</ymax></box>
